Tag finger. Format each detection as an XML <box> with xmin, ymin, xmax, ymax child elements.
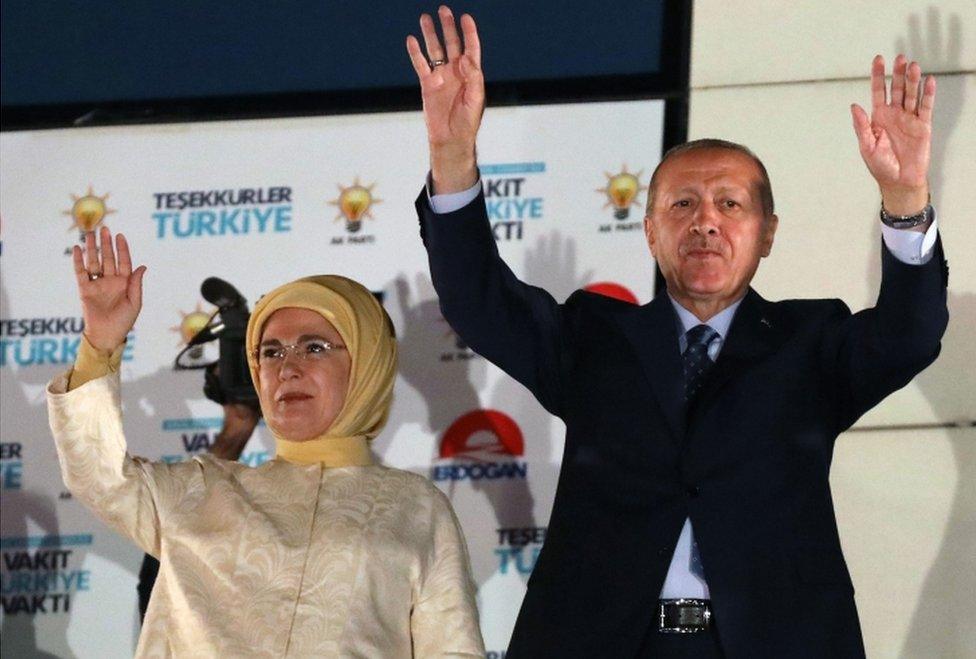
<box><xmin>84</xmin><ymin>230</ymin><xmax>100</xmax><ymax>273</ymax></box>
<box><xmin>419</xmin><ymin>13</ymin><xmax>445</xmax><ymax>64</ymax></box>
<box><xmin>128</xmin><ymin>265</ymin><xmax>147</xmax><ymax>310</ymax></box>
<box><xmin>850</xmin><ymin>104</ymin><xmax>875</xmax><ymax>155</ymax></box>
<box><xmin>72</xmin><ymin>245</ymin><xmax>88</xmax><ymax>288</ymax></box>
<box><xmin>116</xmin><ymin>233</ymin><xmax>133</xmax><ymax>276</ymax></box>
<box><xmin>406</xmin><ymin>36</ymin><xmax>432</xmax><ymax>81</ymax></box>
<box><xmin>890</xmin><ymin>54</ymin><xmax>907</xmax><ymax>108</ymax></box>
<box><xmin>918</xmin><ymin>75</ymin><xmax>936</xmax><ymax>124</ymax></box>
<box><xmin>439</xmin><ymin>6</ymin><xmax>462</xmax><ymax>61</ymax></box>
<box><xmin>460</xmin><ymin>14</ymin><xmax>481</xmax><ymax>68</ymax></box>
<box><xmin>458</xmin><ymin>54</ymin><xmax>485</xmax><ymax>107</ymax></box>
<box><xmin>869</xmin><ymin>55</ymin><xmax>886</xmax><ymax>112</ymax></box>
<box><xmin>100</xmin><ymin>226</ymin><xmax>117</xmax><ymax>276</ymax></box>
<box><xmin>904</xmin><ymin>61</ymin><xmax>921</xmax><ymax>113</ymax></box>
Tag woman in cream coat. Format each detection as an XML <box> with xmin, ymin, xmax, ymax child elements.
<box><xmin>47</xmin><ymin>227</ymin><xmax>485</xmax><ymax>657</ymax></box>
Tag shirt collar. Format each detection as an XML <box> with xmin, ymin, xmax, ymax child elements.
<box><xmin>667</xmin><ymin>293</ymin><xmax>744</xmax><ymax>339</ymax></box>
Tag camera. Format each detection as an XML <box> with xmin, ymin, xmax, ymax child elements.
<box><xmin>175</xmin><ymin>277</ymin><xmax>259</xmax><ymax>408</ymax></box>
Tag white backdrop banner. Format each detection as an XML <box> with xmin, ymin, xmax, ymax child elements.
<box><xmin>0</xmin><ymin>100</ymin><xmax>666</xmax><ymax>657</ymax></box>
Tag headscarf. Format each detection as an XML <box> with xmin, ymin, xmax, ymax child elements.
<box><xmin>245</xmin><ymin>275</ymin><xmax>397</xmax><ymax>465</ymax></box>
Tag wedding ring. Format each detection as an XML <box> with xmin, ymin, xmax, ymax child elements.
<box><xmin>429</xmin><ymin>58</ymin><xmax>447</xmax><ymax>68</ymax></box>
<box><xmin>87</xmin><ymin>271</ymin><xmax>103</xmax><ymax>281</ymax></box>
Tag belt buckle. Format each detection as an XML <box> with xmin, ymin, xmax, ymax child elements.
<box><xmin>657</xmin><ymin>598</ymin><xmax>711</xmax><ymax>634</ymax></box>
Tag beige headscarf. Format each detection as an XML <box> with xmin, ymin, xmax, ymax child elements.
<box><xmin>246</xmin><ymin>275</ymin><xmax>397</xmax><ymax>465</ymax></box>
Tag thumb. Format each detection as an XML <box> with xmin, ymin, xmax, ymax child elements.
<box><xmin>128</xmin><ymin>266</ymin><xmax>147</xmax><ymax>309</ymax></box>
<box><xmin>850</xmin><ymin>104</ymin><xmax>874</xmax><ymax>155</ymax></box>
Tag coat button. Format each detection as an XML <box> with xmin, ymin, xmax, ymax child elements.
<box><xmin>686</xmin><ymin>485</ymin><xmax>700</xmax><ymax>498</ymax></box>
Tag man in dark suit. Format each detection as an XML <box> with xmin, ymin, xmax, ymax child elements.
<box><xmin>406</xmin><ymin>8</ymin><xmax>947</xmax><ymax>658</ymax></box>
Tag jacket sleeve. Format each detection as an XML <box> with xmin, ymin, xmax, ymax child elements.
<box><xmin>410</xmin><ymin>488</ymin><xmax>486</xmax><ymax>658</ymax></box>
<box><xmin>823</xmin><ymin>235</ymin><xmax>949</xmax><ymax>431</ymax></box>
<box><xmin>417</xmin><ymin>188</ymin><xmax>572</xmax><ymax>417</ymax></box>
<box><xmin>46</xmin><ymin>370</ymin><xmax>198</xmax><ymax>557</ymax></box>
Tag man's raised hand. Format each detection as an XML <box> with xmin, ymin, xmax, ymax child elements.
<box><xmin>851</xmin><ymin>54</ymin><xmax>935</xmax><ymax>216</ymax></box>
<box><xmin>406</xmin><ymin>6</ymin><xmax>484</xmax><ymax>194</ymax></box>
<box><xmin>71</xmin><ymin>226</ymin><xmax>147</xmax><ymax>352</ymax></box>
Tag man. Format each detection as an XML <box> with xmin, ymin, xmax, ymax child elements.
<box><xmin>406</xmin><ymin>7</ymin><xmax>947</xmax><ymax>658</ymax></box>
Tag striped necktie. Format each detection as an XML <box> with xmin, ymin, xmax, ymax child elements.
<box><xmin>682</xmin><ymin>324</ymin><xmax>718</xmax><ymax>584</ymax></box>
<box><xmin>682</xmin><ymin>324</ymin><xmax>719</xmax><ymax>406</ymax></box>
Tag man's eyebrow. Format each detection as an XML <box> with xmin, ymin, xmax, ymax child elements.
<box><xmin>670</xmin><ymin>186</ymin><xmax>701</xmax><ymax>196</ymax></box>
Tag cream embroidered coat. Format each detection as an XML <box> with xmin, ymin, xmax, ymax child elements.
<box><xmin>47</xmin><ymin>371</ymin><xmax>485</xmax><ymax>658</ymax></box>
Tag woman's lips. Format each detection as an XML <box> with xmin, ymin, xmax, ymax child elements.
<box><xmin>278</xmin><ymin>392</ymin><xmax>314</xmax><ymax>403</ymax></box>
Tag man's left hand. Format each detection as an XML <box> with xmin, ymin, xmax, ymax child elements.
<box><xmin>851</xmin><ymin>54</ymin><xmax>935</xmax><ymax>217</ymax></box>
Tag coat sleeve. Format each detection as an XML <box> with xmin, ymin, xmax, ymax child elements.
<box><xmin>46</xmin><ymin>369</ymin><xmax>199</xmax><ymax>557</ymax></box>
<box><xmin>417</xmin><ymin>188</ymin><xmax>573</xmax><ymax>417</ymax></box>
<box><xmin>822</xmin><ymin>235</ymin><xmax>949</xmax><ymax>431</ymax></box>
<box><xmin>410</xmin><ymin>487</ymin><xmax>486</xmax><ymax>658</ymax></box>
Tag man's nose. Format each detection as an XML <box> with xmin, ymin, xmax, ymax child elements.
<box><xmin>690</xmin><ymin>202</ymin><xmax>720</xmax><ymax>235</ymax></box>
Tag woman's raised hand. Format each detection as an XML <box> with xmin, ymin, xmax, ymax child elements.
<box><xmin>71</xmin><ymin>226</ymin><xmax>147</xmax><ymax>352</ymax></box>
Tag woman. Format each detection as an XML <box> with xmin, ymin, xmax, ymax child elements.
<box><xmin>48</xmin><ymin>227</ymin><xmax>485</xmax><ymax>657</ymax></box>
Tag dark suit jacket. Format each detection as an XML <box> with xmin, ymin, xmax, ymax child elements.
<box><xmin>417</xmin><ymin>189</ymin><xmax>948</xmax><ymax>659</ymax></box>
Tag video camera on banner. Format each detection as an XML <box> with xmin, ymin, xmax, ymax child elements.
<box><xmin>174</xmin><ymin>277</ymin><xmax>258</xmax><ymax>407</ymax></box>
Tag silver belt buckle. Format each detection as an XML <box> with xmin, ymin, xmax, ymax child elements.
<box><xmin>657</xmin><ymin>598</ymin><xmax>712</xmax><ymax>634</ymax></box>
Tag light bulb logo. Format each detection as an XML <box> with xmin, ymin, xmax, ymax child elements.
<box><xmin>597</xmin><ymin>166</ymin><xmax>646</xmax><ymax>220</ymax></box>
<box><xmin>63</xmin><ymin>186</ymin><xmax>116</xmax><ymax>237</ymax></box>
<box><xmin>171</xmin><ymin>303</ymin><xmax>212</xmax><ymax>360</ymax></box>
<box><xmin>329</xmin><ymin>178</ymin><xmax>382</xmax><ymax>234</ymax></box>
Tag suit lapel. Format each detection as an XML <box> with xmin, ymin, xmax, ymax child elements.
<box><xmin>694</xmin><ymin>289</ymin><xmax>788</xmax><ymax>414</ymax></box>
<box><xmin>617</xmin><ymin>294</ymin><xmax>686</xmax><ymax>445</ymax></box>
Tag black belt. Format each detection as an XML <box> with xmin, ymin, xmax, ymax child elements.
<box><xmin>657</xmin><ymin>598</ymin><xmax>712</xmax><ymax>634</ymax></box>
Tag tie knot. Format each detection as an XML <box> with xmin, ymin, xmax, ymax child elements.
<box><xmin>686</xmin><ymin>324</ymin><xmax>718</xmax><ymax>351</ymax></box>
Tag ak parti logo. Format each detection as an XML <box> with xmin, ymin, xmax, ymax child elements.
<box><xmin>432</xmin><ymin>409</ymin><xmax>527</xmax><ymax>481</ymax></box>
<box><xmin>583</xmin><ymin>282</ymin><xmax>639</xmax><ymax>305</ymax></box>
<box><xmin>61</xmin><ymin>186</ymin><xmax>116</xmax><ymax>254</ymax></box>
<box><xmin>329</xmin><ymin>177</ymin><xmax>381</xmax><ymax>244</ymax></box>
<box><xmin>64</xmin><ymin>186</ymin><xmax>115</xmax><ymax>236</ymax></box>
<box><xmin>596</xmin><ymin>165</ymin><xmax>646</xmax><ymax>220</ymax></box>
<box><xmin>595</xmin><ymin>166</ymin><xmax>646</xmax><ymax>233</ymax></box>
<box><xmin>170</xmin><ymin>301</ymin><xmax>215</xmax><ymax>364</ymax></box>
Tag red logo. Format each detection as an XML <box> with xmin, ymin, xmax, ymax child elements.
<box><xmin>584</xmin><ymin>282</ymin><xmax>638</xmax><ymax>305</ymax></box>
<box><xmin>440</xmin><ymin>410</ymin><xmax>524</xmax><ymax>459</ymax></box>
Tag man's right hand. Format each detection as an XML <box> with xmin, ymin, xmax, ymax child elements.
<box><xmin>406</xmin><ymin>6</ymin><xmax>484</xmax><ymax>194</ymax></box>
<box><xmin>72</xmin><ymin>226</ymin><xmax>147</xmax><ymax>352</ymax></box>
<box><xmin>210</xmin><ymin>403</ymin><xmax>261</xmax><ymax>461</ymax></box>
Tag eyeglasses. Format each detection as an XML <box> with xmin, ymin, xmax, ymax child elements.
<box><xmin>253</xmin><ymin>340</ymin><xmax>346</xmax><ymax>366</ymax></box>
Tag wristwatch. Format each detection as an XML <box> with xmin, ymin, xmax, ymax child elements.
<box><xmin>880</xmin><ymin>203</ymin><xmax>933</xmax><ymax>230</ymax></box>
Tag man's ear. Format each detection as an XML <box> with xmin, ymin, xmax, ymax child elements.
<box><xmin>644</xmin><ymin>215</ymin><xmax>657</xmax><ymax>257</ymax></box>
<box><xmin>761</xmin><ymin>214</ymin><xmax>778</xmax><ymax>257</ymax></box>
